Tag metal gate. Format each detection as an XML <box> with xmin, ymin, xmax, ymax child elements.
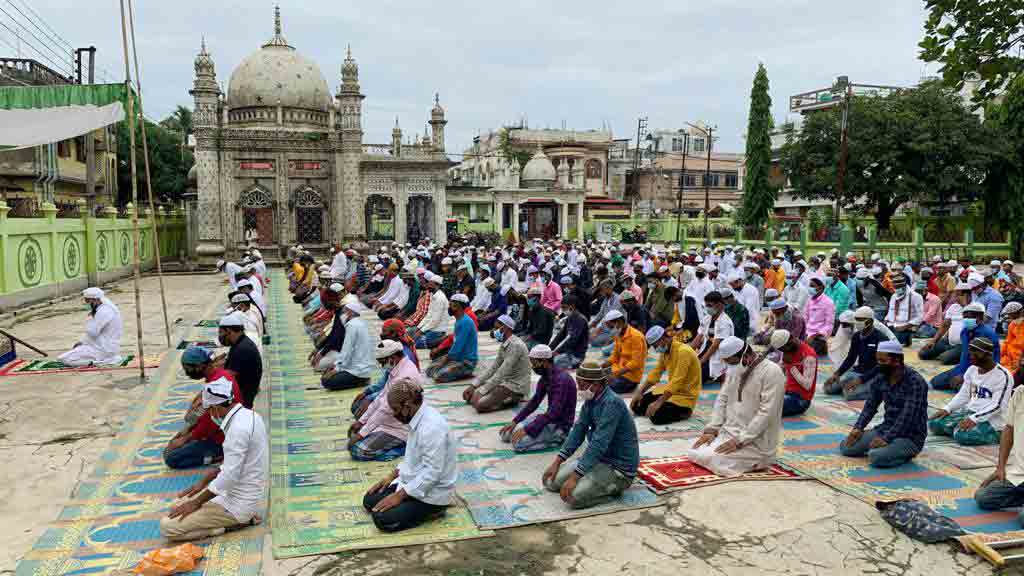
<box><xmin>293</xmin><ymin>187</ymin><xmax>325</xmax><ymax>244</ymax></box>
<box><xmin>239</xmin><ymin>186</ymin><xmax>275</xmax><ymax>244</ymax></box>
<box><xmin>366</xmin><ymin>195</ymin><xmax>395</xmax><ymax>241</ymax></box>
<box><xmin>407</xmin><ymin>196</ymin><xmax>433</xmax><ymax>244</ymax></box>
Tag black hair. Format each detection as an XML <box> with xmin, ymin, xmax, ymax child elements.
<box><xmin>704</xmin><ymin>291</ymin><xmax>723</xmax><ymax>304</ymax></box>
<box><xmin>562</xmin><ymin>295</ymin><xmax>578</xmax><ymax>309</ymax></box>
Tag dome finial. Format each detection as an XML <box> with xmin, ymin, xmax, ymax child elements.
<box><xmin>201</xmin><ymin>35</ymin><xmax>207</xmax><ymax>53</ymax></box>
<box><xmin>347</xmin><ymin>44</ymin><xmax>352</xmax><ymax>59</ymax></box>
<box><xmin>434</xmin><ymin>92</ymin><xmax>440</xmax><ymax>106</ymax></box>
<box><xmin>262</xmin><ymin>4</ymin><xmax>292</xmax><ymax>48</ymax></box>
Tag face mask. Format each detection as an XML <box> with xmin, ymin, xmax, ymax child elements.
<box><xmin>527</xmin><ymin>298</ymin><xmax>539</xmax><ymax>307</ymax></box>
<box><xmin>579</xmin><ymin>387</ymin><xmax>595</xmax><ymax>401</ymax></box>
<box><xmin>963</xmin><ymin>317</ymin><xmax>978</xmax><ymax>330</ymax></box>
<box><xmin>85</xmin><ymin>303</ymin><xmax>95</xmax><ymax>312</ymax></box>
<box><xmin>492</xmin><ymin>330</ymin><xmax>506</xmax><ymax>342</ymax></box>
<box><xmin>218</xmin><ymin>333</ymin><xmax>231</xmax><ymax>346</ymax></box>
<box><xmin>531</xmin><ymin>366</ymin><xmax>548</xmax><ymax>376</ymax></box>
<box><xmin>895</xmin><ymin>288</ymin><xmax>906</xmax><ymax>298</ymax></box>
<box><xmin>704</xmin><ymin>305</ymin><xmax>718</xmax><ymax>316</ymax></box>
<box><xmin>211</xmin><ymin>414</ymin><xmax>224</xmax><ymax>427</ymax></box>
<box><xmin>695</xmin><ymin>272</ymin><xmax>706</xmax><ymax>279</ymax></box>
<box><xmin>877</xmin><ymin>364</ymin><xmax>895</xmax><ymax>378</ymax></box>
<box><xmin>809</xmin><ymin>288</ymin><xmax>820</xmax><ymax>297</ymax></box>
<box><xmin>785</xmin><ymin>278</ymin><xmax>794</xmax><ymax>286</ymax></box>
<box><xmin>854</xmin><ymin>320</ymin><xmax>866</xmax><ymax>331</ymax></box>
<box><xmin>447</xmin><ymin>307</ymin><xmax>456</xmax><ymax>317</ymax></box>
<box><xmin>655</xmin><ymin>344</ymin><xmax>669</xmax><ymax>354</ymax></box>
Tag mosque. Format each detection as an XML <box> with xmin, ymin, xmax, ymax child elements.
<box><xmin>188</xmin><ymin>7</ymin><xmax>452</xmax><ymax>262</ymax></box>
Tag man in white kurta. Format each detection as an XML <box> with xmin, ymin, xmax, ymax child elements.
<box><xmin>689</xmin><ymin>336</ymin><xmax>786</xmax><ymax>477</ymax></box>
<box><xmin>59</xmin><ymin>287</ymin><xmax>123</xmax><ymax>367</ymax></box>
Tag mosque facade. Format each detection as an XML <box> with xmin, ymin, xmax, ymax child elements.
<box><xmin>188</xmin><ymin>8</ymin><xmax>451</xmax><ymax>262</ymax></box>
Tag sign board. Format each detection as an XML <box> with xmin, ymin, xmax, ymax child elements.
<box><xmin>239</xmin><ymin>161</ymin><xmax>273</xmax><ymax>170</ymax></box>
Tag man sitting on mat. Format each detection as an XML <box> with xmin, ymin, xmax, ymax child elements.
<box><xmin>363</xmin><ymin>379</ymin><xmax>457</xmax><ymax>532</ymax></box>
<box><xmin>410</xmin><ymin>273</ymin><xmax>450</xmax><ymax>350</ymax></box>
<box><xmin>163</xmin><ymin>346</ymin><xmax>241</xmax><ymax>469</ymax></box>
<box><xmin>542</xmin><ymin>361</ymin><xmax>638</xmax><ymax>510</ymax></box>
<box><xmin>321</xmin><ymin>302</ymin><xmax>375</xmax><ymax>391</ymax></box>
<box><xmin>930</xmin><ymin>302</ymin><xmax>1001</xmax><ymax>392</ymax></box>
<box><xmin>929</xmin><ymin>337</ymin><xmax>1012</xmax><ymax>446</ymax></box>
<box><xmin>600</xmin><ymin>310</ymin><xmax>647</xmax><ymax>394</ymax></box>
<box><xmin>769</xmin><ymin>329</ymin><xmax>818</xmax><ymax>417</ymax></box>
<box><xmin>463</xmin><ymin>314</ymin><xmax>530</xmax><ymax>413</ymax></box>
<box><xmin>840</xmin><ymin>340</ymin><xmax>929</xmax><ymax>468</ymax></box>
<box><xmin>58</xmin><ymin>287</ymin><xmax>124</xmax><ymax>367</ymax></box>
<box><xmin>688</xmin><ymin>336</ymin><xmax>785</xmax><ymax>477</ymax></box>
<box><xmin>160</xmin><ymin>377</ymin><xmax>268</xmax><ymax>541</ymax></box>
<box><xmin>348</xmin><ymin>341</ymin><xmax>419</xmax><ymax>461</ymax></box>
<box><xmin>630</xmin><ymin>325</ymin><xmax>701</xmax><ymax>424</ymax></box>
<box><xmin>974</xmin><ymin>372</ymin><xmax>1024</xmax><ymax>517</ymax></box>
<box><xmin>500</xmin><ymin>344</ymin><xmax>577</xmax><ymax>453</ymax></box>
<box><xmin>425</xmin><ymin>295</ymin><xmax>478</xmax><ymax>383</ymax></box>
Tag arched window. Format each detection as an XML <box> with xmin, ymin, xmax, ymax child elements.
<box><xmin>238</xmin><ymin>186</ymin><xmax>275</xmax><ymax>244</ymax></box>
<box><xmin>585</xmin><ymin>159</ymin><xmax>602</xmax><ymax>179</ymax></box>
<box><xmin>292</xmin><ymin>186</ymin><xmax>326</xmax><ymax>244</ymax></box>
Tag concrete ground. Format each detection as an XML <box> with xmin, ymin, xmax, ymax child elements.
<box><xmin>0</xmin><ymin>271</ymin><xmax>1014</xmax><ymax>576</ymax></box>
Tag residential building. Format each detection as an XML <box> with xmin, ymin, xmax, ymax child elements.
<box><xmin>0</xmin><ymin>57</ymin><xmax>117</xmax><ymax>216</ymax></box>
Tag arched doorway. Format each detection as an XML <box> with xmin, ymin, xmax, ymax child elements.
<box><xmin>365</xmin><ymin>195</ymin><xmax>395</xmax><ymax>241</ymax></box>
<box><xmin>238</xmin><ymin>186</ymin><xmax>275</xmax><ymax>245</ymax></box>
<box><xmin>292</xmin><ymin>186</ymin><xmax>326</xmax><ymax>245</ymax></box>
<box><xmin>407</xmin><ymin>196</ymin><xmax>433</xmax><ymax>244</ymax></box>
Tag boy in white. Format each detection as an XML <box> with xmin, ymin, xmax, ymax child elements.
<box><xmin>692</xmin><ymin>291</ymin><xmax>734</xmax><ymax>385</ymax></box>
<box><xmin>928</xmin><ymin>336</ymin><xmax>1012</xmax><ymax>446</ymax></box>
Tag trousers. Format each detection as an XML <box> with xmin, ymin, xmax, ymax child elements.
<box><xmin>975</xmin><ymin>479</ymin><xmax>1024</xmax><ymax>526</ymax></box>
<box><xmin>159</xmin><ymin>498</ymin><xmax>248</xmax><ymax>541</ymax></box>
<box><xmin>928</xmin><ymin>412</ymin><xmax>1002</xmax><ymax>446</ymax></box>
<box><xmin>543</xmin><ymin>458</ymin><xmax>633</xmax><ymax>510</ymax></box>
<box><xmin>500</xmin><ymin>416</ymin><xmax>567</xmax><ymax>453</ymax></box>
<box><xmin>164</xmin><ymin>439</ymin><xmax>223</xmax><ymax>469</ymax></box>
<box><xmin>469</xmin><ymin>384</ymin><xmax>523</xmax><ymax>413</ymax></box>
<box><xmin>362</xmin><ymin>483</ymin><xmax>447</xmax><ymax>533</ymax></box>
<box><xmin>323</xmin><ymin>371</ymin><xmax>370</xmax><ymax>391</ymax></box>
<box><xmin>839</xmin><ymin>429</ymin><xmax>920</xmax><ymax>468</ymax></box>
<box><xmin>782</xmin><ymin>392</ymin><xmax>812</xmax><ymax>417</ymax></box>
<box><xmin>918</xmin><ymin>338</ymin><xmax>961</xmax><ymax>364</ymax></box>
<box><xmin>631</xmin><ymin>392</ymin><xmax>692</xmax><ymax>424</ymax></box>
<box><xmin>930</xmin><ymin>367</ymin><xmax>963</xmax><ymax>391</ymax></box>
<box><xmin>609</xmin><ymin>376</ymin><xmax>639</xmax><ymax>394</ymax></box>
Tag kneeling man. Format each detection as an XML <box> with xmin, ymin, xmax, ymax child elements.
<box><xmin>59</xmin><ymin>287</ymin><xmax>123</xmax><ymax>367</ymax></box>
<box><xmin>499</xmin><ymin>344</ymin><xmax>577</xmax><ymax>452</ymax></box>
<box><xmin>929</xmin><ymin>337</ymin><xmax>1012</xmax><ymax>446</ymax></box>
<box><xmin>689</xmin><ymin>336</ymin><xmax>786</xmax><ymax>477</ymax></box>
<box><xmin>542</xmin><ymin>361</ymin><xmax>639</xmax><ymax>509</ymax></box>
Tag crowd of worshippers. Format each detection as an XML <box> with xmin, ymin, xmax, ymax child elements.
<box><xmin>148</xmin><ymin>236</ymin><xmax>1024</xmax><ymax>540</ymax></box>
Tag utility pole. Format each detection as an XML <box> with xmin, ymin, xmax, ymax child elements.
<box><xmin>631</xmin><ymin>116</ymin><xmax>647</xmax><ymax>202</ymax></box>
<box><xmin>704</xmin><ymin>125</ymin><xmax>713</xmax><ymax>242</ymax></box>
<box><xmin>675</xmin><ymin>133</ymin><xmax>689</xmax><ymax>243</ymax></box>
<box><xmin>77</xmin><ymin>46</ymin><xmax>98</xmax><ymax>285</ymax></box>
<box><xmin>835</xmin><ymin>78</ymin><xmax>851</xmax><ymax>226</ymax></box>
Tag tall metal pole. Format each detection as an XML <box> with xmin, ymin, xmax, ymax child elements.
<box><xmin>836</xmin><ymin>83</ymin><xmax>851</xmax><ymax>226</ymax></box>
<box><xmin>118</xmin><ymin>0</ymin><xmax>146</xmax><ymax>381</ymax></box>
<box><xmin>676</xmin><ymin>134</ymin><xmax>688</xmax><ymax>243</ymax></box>
<box><xmin>84</xmin><ymin>47</ymin><xmax>98</xmax><ymax>287</ymax></box>
<box><xmin>703</xmin><ymin>126</ymin><xmax>713</xmax><ymax>242</ymax></box>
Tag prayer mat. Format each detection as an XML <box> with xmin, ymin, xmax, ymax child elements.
<box><xmin>14</xmin><ymin>302</ymin><xmax>263</xmax><ymax>576</ymax></box>
<box><xmin>636</xmin><ymin>455</ymin><xmax>803</xmax><ymax>494</ymax></box>
<box><xmin>176</xmin><ymin>339</ymin><xmax>219</xmax><ymax>350</ymax></box>
<box><xmin>267</xmin><ymin>270</ymin><xmax>492</xmax><ymax>558</ymax></box>
<box><xmin>925</xmin><ymin>441</ymin><xmax>999</xmax><ymax>471</ymax></box>
<box><xmin>0</xmin><ymin>353</ymin><xmax>163</xmax><ymax>376</ymax></box>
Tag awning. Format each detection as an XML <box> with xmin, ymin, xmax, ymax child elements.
<box><xmin>0</xmin><ymin>83</ymin><xmax>133</xmax><ymax>150</ymax></box>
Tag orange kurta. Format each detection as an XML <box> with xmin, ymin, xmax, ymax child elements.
<box><xmin>764</xmin><ymin>267</ymin><xmax>786</xmax><ymax>293</ymax></box>
<box><xmin>1002</xmin><ymin>320</ymin><xmax>1024</xmax><ymax>372</ymax></box>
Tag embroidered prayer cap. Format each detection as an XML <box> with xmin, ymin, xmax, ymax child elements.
<box><xmin>375</xmin><ymin>339</ymin><xmax>404</xmax><ymax>359</ymax></box>
<box><xmin>496</xmin><ymin>314</ymin><xmax>515</xmax><ymax>329</ymax></box>
<box><xmin>991</xmin><ymin>260</ymin><xmax>1003</xmax><ymax>267</ymax></box>
<box><xmin>386</xmin><ymin>377</ymin><xmax>423</xmax><ymax>411</ymax></box>
<box><xmin>82</xmin><ymin>287</ymin><xmax>104</xmax><ymax>299</ymax></box>
<box><xmin>1002</xmin><ymin>302</ymin><xmax>1023</xmax><ymax>317</ymax></box>
<box><xmin>181</xmin><ymin>345</ymin><xmax>212</xmax><ymax>365</ymax></box>
<box><xmin>969</xmin><ymin>336</ymin><xmax>995</xmax><ymax>355</ymax></box>
<box><xmin>768</xmin><ymin>298</ymin><xmax>787</xmax><ymax>311</ymax></box>
<box><xmin>769</xmin><ymin>329</ymin><xmax>791</xmax><ymax>350</ymax></box>
<box><xmin>528</xmin><ymin>344</ymin><xmax>553</xmax><ymax>359</ymax></box>
<box><xmin>718</xmin><ymin>336</ymin><xmax>745</xmax><ymax>358</ymax></box>
<box><xmin>1005</xmin><ymin>260</ymin><xmax>1015</xmax><ymax>266</ymax></box>
<box><xmin>219</xmin><ymin>311</ymin><xmax>246</xmax><ymax>327</ymax></box>
<box><xmin>854</xmin><ymin>306</ymin><xmax>874</xmax><ymax>320</ymax></box>
<box><xmin>576</xmin><ymin>361</ymin><xmax>609</xmax><ymax>383</ymax></box>
<box><xmin>956</xmin><ymin>281</ymin><xmax>973</xmax><ymax>291</ymax></box>
<box><xmin>230</xmin><ymin>293</ymin><xmax>249</xmax><ymax>304</ymax></box>
<box><xmin>964</xmin><ymin>302</ymin><xmax>986</xmax><ymax>314</ymax></box>
<box><xmin>877</xmin><ymin>340</ymin><xmax>904</xmax><ymax>355</ymax></box>
<box><xmin>645</xmin><ymin>325</ymin><xmax>666</xmax><ymax>345</ymax></box>
<box><xmin>451</xmin><ymin>293</ymin><xmax>470</xmax><ymax>304</ymax></box>
<box><xmin>560</xmin><ymin>276</ymin><xmax>573</xmax><ymax>285</ymax></box>
<box><xmin>602</xmin><ymin>310</ymin><xmax>625</xmax><ymax>324</ymax></box>
<box><xmin>201</xmin><ymin>376</ymin><xmax>234</xmax><ymax>408</ymax></box>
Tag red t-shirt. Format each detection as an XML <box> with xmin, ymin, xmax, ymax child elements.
<box><xmin>783</xmin><ymin>341</ymin><xmax>818</xmax><ymax>401</ymax></box>
<box><xmin>190</xmin><ymin>369</ymin><xmax>242</xmax><ymax>444</ymax></box>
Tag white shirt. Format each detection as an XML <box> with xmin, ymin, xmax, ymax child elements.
<box><xmin>699</xmin><ymin>312</ymin><xmax>734</xmax><ymax>379</ymax></box>
<box><xmin>885</xmin><ymin>291</ymin><xmax>924</xmax><ymax>328</ymax></box>
<box><xmin>378</xmin><ymin>275</ymin><xmax>409</xmax><ymax>308</ymax></box>
<box><xmin>783</xmin><ymin>283</ymin><xmax>810</xmax><ymax>313</ymax></box>
<box><xmin>395</xmin><ymin>404</ymin><xmax>457</xmax><ymax>506</ymax></box>
<box><xmin>471</xmin><ymin>280</ymin><xmax>492</xmax><ymax>310</ymax></box>
<box><xmin>734</xmin><ymin>283</ymin><xmax>762</xmax><ymax>328</ymax></box>
<box><xmin>334</xmin><ymin>317</ymin><xmax>376</xmax><ymax>377</ymax></box>
<box><xmin>685</xmin><ymin>277</ymin><xmax>714</xmax><ymax>308</ymax></box>
<box><xmin>418</xmin><ymin>289</ymin><xmax>450</xmax><ymax>333</ymax></box>
<box><xmin>253</xmin><ymin>259</ymin><xmax>267</xmax><ymax>278</ymax></box>
<box><xmin>329</xmin><ymin>251</ymin><xmax>349</xmax><ymax>277</ymax></box>
<box><xmin>208</xmin><ymin>404</ymin><xmax>268</xmax><ymax>523</ymax></box>
<box><xmin>224</xmin><ymin>262</ymin><xmax>242</xmax><ymax>291</ymax></box>
<box><xmin>720</xmin><ymin>252</ymin><xmax>735</xmax><ymax>276</ymax></box>
<box><xmin>501</xmin><ymin>267</ymin><xmax>518</xmax><ymax>289</ymax></box>
<box><xmin>945</xmin><ymin>364</ymin><xmax>1013</xmax><ymax>430</ymax></box>
<box><xmin>1005</xmin><ymin>388</ymin><xmax>1024</xmax><ymax>484</ymax></box>
<box><xmin>86</xmin><ymin>300</ymin><xmax>123</xmax><ymax>358</ymax></box>
<box><xmin>945</xmin><ymin>303</ymin><xmax>965</xmax><ymax>345</ymax></box>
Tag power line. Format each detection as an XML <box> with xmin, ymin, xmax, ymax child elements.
<box><xmin>10</xmin><ymin>0</ymin><xmax>71</xmax><ymax>49</ymax></box>
<box><xmin>1</xmin><ymin>0</ymin><xmax>117</xmax><ymax>83</ymax></box>
<box><xmin>0</xmin><ymin>7</ymin><xmax>73</xmax><ymax>76</ymax></box>
<box><xmin>3</xmin><ymin>0</ymin><xmax>73</xmax><ymax>66</ymax></box>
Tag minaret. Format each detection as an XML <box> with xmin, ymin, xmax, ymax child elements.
<box><xmin>392</xmin><ymin>116</ymin><xmax>402</xmax><ymax>157</ymax></box>
<box><xmin>336</xmin><ymin>45</ymin><xmax>365</xmax><ymax>240</ymax></box>
<box><xmin>429</xmin><ymin>92</ymin><xmax>447</xmax><ymax>152</ymax></box>
<box><xmin>189</xmin><ymin>37</ymin><xmax>225</xmax><ymax>263</ymax></box>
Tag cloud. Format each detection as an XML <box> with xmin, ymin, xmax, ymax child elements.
<box><xmin>9</xmin><ymin>0</ymin><xmax>928</xmax><ymax>154</ymax></box>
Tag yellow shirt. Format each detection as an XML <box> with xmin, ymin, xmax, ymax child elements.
<box><xmin>610</xmin><ymin>325</ymin><xmax>648</xmax><ymax>383</ymax></box>
<box><xmin>644</xmin><ymin>340</ymin><xmax>702</xmax><ymax>408</ymax></box>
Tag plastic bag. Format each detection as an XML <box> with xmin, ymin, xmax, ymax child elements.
<box><xmin>875</xmin><ymin>499</ymin><xmax>966</xmax><ymax>543</ymax></box>
<box><xmin>133</xmin><ymin>543</ymin><xmax>204</xmax><ymax>575</ymax></box>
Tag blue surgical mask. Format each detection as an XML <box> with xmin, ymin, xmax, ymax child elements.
<box><xmin>655</xmin><ymin>344</ymin><xmax>669</xmax><ymax>354</ymax></box>
<box><xmin>492</xmin><ymin>329</ymin><xmax>506</xmax><ymax>342</ymax></box>
<box><xmin>963</xmin><ymin>318</ymin><xmax>978</xmax><ymax>330</ymax></box>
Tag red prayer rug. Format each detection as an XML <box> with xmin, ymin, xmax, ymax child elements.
<box><xmin>637</xmin><ymin>455</ymin><xmax>804</xmax><ymax>494</ymax></box>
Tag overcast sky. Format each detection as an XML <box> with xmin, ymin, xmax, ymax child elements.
<box><xmin>5</xmin><ymin>0</ymin><xmax>931</xmax><ymax>155</ymax></box>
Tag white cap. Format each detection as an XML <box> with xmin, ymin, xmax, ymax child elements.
<box><xmin>343</xmin><ymin>302</ymin><xmax>362</xmax><ymax>315</ymax></box>
<box><xmin>769</xmin><ymin>329</ymin><xmax>791</xmax><ymax>350</ymax></box>
<box><xmin>955</xmin><ymin>281</ymin><xmax>972</xmax><ymax>291</ymax></box>
<box><xmin>727</xmin><ymin>271</ymin><xmax>744</xmax><ymax>283</ymax></box>
<box><xmin>854</xmin><ymin>306</ymin><xmax>874</xmax><ymax>320</ymax></box>
<box><xmin>645</xmin><ymin>325</ymin><xmax>666</xmax><ymax>345</ymax></box>
<box><xmin>329</xmin><ymin>282</ymin><xmax>344</xmax><ymax>293</ymax></box>
<box><xmin>442</xmin><ymin>257</ymin><xmax>453</xmax><ymax>265</ymax></box>
<box><xmin>764</xmin><ymin>288</ymin><xmax>779</xmax><ymax>299</ymax></box>
<box><xmin>967</xmin><ymin>273</ymin><xmax>985</xmax><ymax>288</ymax></box>
<box><xmin>483</xmin><ymin>277</ymin><xmax>496</xmax><ymax>288</ymax></box>
<box><xmin>1002</xmin><ymin>302</ymin><xmax>1023</xmax><ymax>316</ymax></box>
<box><xmin>201</xmin><ymin>377</ymin><xmax>234</xmax><ymax>408</ymax></box>
<box><xmin>83</xmin><ymin>287</ymin><xmax>104</xmax><ymax>299</ymax></box>
<box><xmin>839</xmin><ymin>310</ymin><xmax>856</xmax><ymax>323</ymax></box>
<box><xmin>528</xmin><ymin>344</ymin><xmax>553</xmax><ymax>359</ymax></box>
<box><xmin>991</xmin><ymin>260</ymin><xmax>1002</xmax><ymax>267</ymax></box>
<box><xmin>216</xmin><ymin>259</ymin><xmax>226</xmax><ymax>268</ymax></box>
<box><xmin>964</xmin><ymin>302</ymin><xmax>986</xmax><ymax>314</ymax></box>
<box><xmin>718</xmin><ymin>336</ymin><xmax>745</xmax><ymax>358</ymax></box>
<box><xmin>375</xmin><ymin>339</ymin><xmax>404</xmax><ymax>359</ymax></box>
<box><xmin>603</xmin><ymin>310</ymin><xmax>624</xmax><ymax>323</ymax></box>
<box><xmin>230</xmin><ymin>293</ymin><xmax>249</xmax><ymax>304</ymax></box>
<box><xmin>219</xmin><ymin>311</ymin><xmax>246</xmax><ymax>327</ymax></box>
<box><xmin>877</xmin><ymin>340</ymin><xmax>904</xmax><ymax>355</ymax></box>
<box><xmin>497</xmin><ymin>314</ymin><xmax>515</xmax><ymax>329</ymax></box>
<box><xmin>451</xmin><ymin>293</ymin><xmax>470</xmax><ymax>304</ymax></box>
<box><xmin>768</xmin><ymin>298</ymin><xmax>787</xmax><ymax>310</ymax></box>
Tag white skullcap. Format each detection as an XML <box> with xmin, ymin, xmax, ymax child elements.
<box><xmin>216</xmin><ymin>259</ymin><xmax>226</xmax><ymax>268</ymax></box>
<box><xmin>838</xmin><ymin>310</ymin><xmax>856</xmax><ymax>323</ymax></box>
<box><xmin>700</xmin><ymin>262</ymin><xmax>716</xmax><ymax>272</ymax></box>
<box><xmin>968</xmin><ymin>273</ymin><xmax>985</xmax><ymax>288</ymax></box>
<box><xmin>528</xmin><ymin>344</ymin><xmax>553</xmax><ymax>359</ymax></box>
<box><xmin>603</xmin><ymin>310</ymin><xmax>624</xmax><ymax>323</ymax></box>
<box><xmin>871</xmin><ymin>253</ymin><xmax>881</xmax><ymax>260</ymax></box>
<box><xmin>769</xmin><ymin>329</ymin><xmax>791</xmax><ymax>350</ymax></box>
<box><xmin>1003</xmin><ymin>302</ymin><xmax>1023</xmax><ymax>316</ymax></box>
<box><xmin>219</xmin><ymin>311</ymin><xmax>246</xmax><ymax>327</ymax></box>
<box><xmin>344</xmin><ymin>301</ymin><xmax>362</xmax><ymax>315</ymax></box>
<box><xmin>373</xmin><ymin>264</ymin><xmax>384</xmax><ymax>272</ymax></box>
<box><xmin>451</xmin><ymin>293</ymin><xmax>470</xmax><ymax>304</ymax></box>
<box><xmin>768</xmin><ymin>298</ymin><xmax>787</xmax><ymax>310</ymax></box>
<box><xmin>718</xmin><ymin>336</ymin><xmax>745</xmax><ymax>358</ymax></box>
<box><xmin>82</xmin><ymin>287</ymin><xmax>104</xmax><ymax>299</ymax></box>
<box><xmin>727</xmin><ymin>271</ymin><xmax>744</xmax><ymax>283</ymax></box>
<box><xmin>877</xmin><ymin>340</ymin><xmax>904</xmax><ymax>355</ymax></box>
<box><xmin>329</xmin><ymin>282</ymin><xmax>344</xmax><ymax>293</ymax></box>
<box><xmin>658</xmin><ymin>265</ymin><xmax>669</xmax><ymax>273</ymax></box>
<box><xmin>236</xmin><ymin>279</ymin><xmax>252</xmax><ymax>288</ymax></box>
<box><xmin>483</xmin><ymin>277</ymin><xmax>496</xmax><ymax>288</ymax></box>
<box><xmin>441</xmin><ymin>257</ymin><xmax>453</xmax><ymax>265</ymax></box>
<box><xmin>854</xmin><ymin>306</ymin><xmax>874</xmax><ymax>320</ymax></box>
<box><xmin>230</xmin><ymin>293</ymin><xmax>249</xmax><ymax>304</ymax></box>
<box><xmin>1004</xmin><ymin>260</ymin><xmax>1015</xmax><ymax>266</ymax></box>
<box><xmin>202</xmin><ymin>376</ymin><xmax>234</xmax><ymax>408</ymax></box>
<box><xmin>955</xmin><ymin>281</ymin><xmax>972</xmax><ymax>291</ymax></box>
<box><xmin>427</xmin><ymin>273</ymin><xmax>442</xmax><ymax>284</ymax></box>
<box><xmin>771</xmin><ymin>259</ymin><xmax>781</xmax><ymax>266</ymax></box>
<box><xmin>764</xmin><ymin>288</ymin><xmax>780</xmax><ymax>299</ymax></box>
<box><xmin>856</xmin><ymin>268</ymin><xmax>869</xmax><ymax>279</ymax></box>
<box><xmin>720</xmin><ymin>287</ymin><xmax>735</xmax><ymax>298</ymax></box>
<box><xmin>497</xmin><ymin>314</ymin><xmax>515</xmax><ymax>329</ymax></box>
<box><xmin>375</xmin><ymin>339</ymin><xmax>404</xmax><ymax>359</ymax></box>
<box><xmin>645</xmin><ymin>325</ymin><xmax>666</xmax><ymax>345</ymax></box>
<box><xmin>991</xmin><ymin>260</ymin><xmax>1002</xmax><ymax>266</ymax></box>
<box><xmin>964</xmin><ymin>302</ymin><xmax>985</xmax><ymax>314</ymax></box>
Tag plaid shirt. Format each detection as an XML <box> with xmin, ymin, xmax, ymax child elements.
<box><xmin>854</xmin><ymin>366</ymin><xmax>929</xmax><ymax>449</ymax></box>
<box><xmin>404</xmin><ymin>292</ymin><xmax>432</xmax><ymax>327</ymax></box>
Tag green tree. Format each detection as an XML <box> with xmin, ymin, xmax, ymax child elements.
<box><xmin>159</xmin><ymin>105</ymin><xmax>193</xmax><ymax>138</ymax></box>
<box><xmin>981</xmin><ymin>73</ymin><xmax>1024</xmax><ymax>250</ymax></box>
<box><xmin>117</xmin><ymin>112</ymin><xmax>194</xmax><ymax>206</ymax></box>
<box><xmin>778</xmin><ymin>81</ymin><xmax>993</xmax><ymax>229</ymax></box>
<box><xmin>738</xmin><ymin>63</ymin><xmax>775</xmax><ymax>227</ymax></box>
<box><xmin>498</xmin><ymin>127</ymin><xmax>532</xmax><ymax>170</ymax></box>
<box><xmin>919</xmin><ymin>0</ymin><xmax>1024</xmax><ymax>105</ymax></box>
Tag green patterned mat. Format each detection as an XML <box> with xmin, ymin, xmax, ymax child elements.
<box><xmin>267</xmin><ymin>271</ymin><xmax>492</xmax><ymax>558</ymax></box>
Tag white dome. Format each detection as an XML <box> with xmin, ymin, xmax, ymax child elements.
<box><xmin>227</xmin><ymin>44</ymin><xmax>330</xmax><ymax>112</ymax></box>
<box><xmin>520</xmin><ymin>145</ymin><xmax>556</xmax><ymax>188</ymax></box>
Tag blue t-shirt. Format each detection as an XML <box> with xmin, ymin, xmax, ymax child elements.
<box><xmin>447</xmin><ymin>314</ymin><xmax>479</xmax><ymax>363</ymax></box>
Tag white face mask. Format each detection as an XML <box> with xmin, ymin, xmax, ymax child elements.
<box><xmin>854</xmin><ymin>320</ymin><xmax>868</xmax><ymax>331</ymax></box>
<box><xmin>579</xmin><ymin>387</ymin><xmax>595</xmax><ymax>401</ymax></box>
